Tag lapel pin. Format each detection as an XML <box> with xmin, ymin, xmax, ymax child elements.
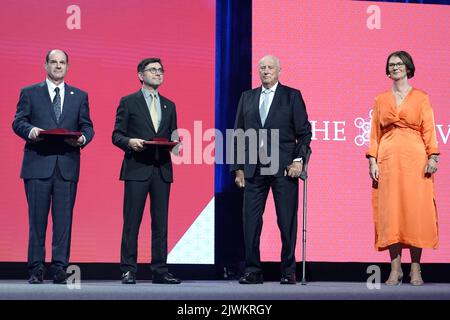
<box><xmin>163</xmin><ymin>105</ymin><xmax>167</xmax><ymax>109</ymax></box>
<box><xmin>70</xmin><ymin>91</ymin><xmax>74</xmax><ymax>95</ymax></box>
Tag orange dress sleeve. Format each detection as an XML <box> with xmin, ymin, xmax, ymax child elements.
<box><xmin>366</xmin><ymin>98</ymin><xmax>380</xmax><ymax>159</ymax></box>
<box><xmin>421</xmin><ymin>95</ymin><xmax>440</xmax><ymax>156</ymax></box>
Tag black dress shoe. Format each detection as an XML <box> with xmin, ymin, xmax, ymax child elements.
<box><xmin>121</xmin><ymin>271</ymin><xmax>136</xmax><ymax>284</ymax></box>
<box><xmin>28</xmin><ymin>269</ymin><xmax>44</xmax><ymax>284</ymax></box>
<box><xmin>239</xmin><ymin>272</ymin><xmax>263</xmax><ymax>284</ymax></box>
<box><xmin>152</xmin><ymin>273</ymin><xmax>181</xmax><ymax>284</ymax></box>
<box><xmin>280</xmin><ymin>273</ymin><xmax>296</xmax><ymax>285</ymax></box>
<box><xmin>53</xmin><ymin>270</ymin><xmax>69</xmax><ymax>284</ymax></box>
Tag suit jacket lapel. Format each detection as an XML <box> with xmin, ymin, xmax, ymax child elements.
<box><xmin>158</xmin><ymin>95</ymin><xmax>169</xmax><ymax>133</ymax></box>
<box><xmin>135</xmin><ymin>90</ymin><xmax>156</xmax><ymax>134</ymax></box>
<box><xmin>263</xmin><ymin>84</ymin><xmax>282</xmax><ymax>127</ymax></box>
<box><xmin>253</xmin><ymin>87</ymin><xmax>263</xmax><ymax>128</ymax></box>
<box><xmin>58</xmin><ymin>83</ymin><xmax>72</xmax><ymax>124</ymax></box>
<box><xmin>39</xmin><ymin>82</ymin><xmax>58</xmax><ymax>124</ymax></box>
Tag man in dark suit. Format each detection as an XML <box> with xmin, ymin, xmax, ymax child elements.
<box><xmin>12</xmin><ymin>49</ymin><xmax>94</xmax><ymax>284</ymax></box>
<box><xmin>112</xmin><ymin>58</ymin><xmax>181</xmax><ymax>284</ymax></box>
<box><xmin>231</xmin><ymin>55</ymin><xmax>312</xmax><ymax>284</ymax></box>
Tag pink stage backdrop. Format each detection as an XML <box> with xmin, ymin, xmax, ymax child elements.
<box><xmin>0</xmin><ymin>0</ymin><xmax>215</xmax><ymax>263</ymax></box>
<box><xmin>253</xmin><ymin>0</ymin><xmax>449</xmax><ymax>262</ymax></box>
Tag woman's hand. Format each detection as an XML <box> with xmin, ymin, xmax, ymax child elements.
<box><xmin>369</xmin><ymin>163</ymin><xmax>379</xmax><ymax>182</ymax></box>
<box><xmin>425</xmin><ymin>157</ymin><xmax>438</xmax><ymax>176</ymax></box>
<box><xmin>368</xmin><ymin>157</ymin><xmax>379</xmax><ymax>182</ymax></box>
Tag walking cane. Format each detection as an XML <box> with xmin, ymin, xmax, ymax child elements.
<box><xmin>299</xmin><ymin>149</ymin><xmax>311</xmax><ymax>285</ymax></box>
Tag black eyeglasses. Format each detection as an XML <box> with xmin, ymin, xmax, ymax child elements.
<box><xmin>388</xmin><ymin>62</ymin><xmax>405</xmax><ymax>69</ymax></box>
<box><xmin>143</xmin><ymin>68</ymin><xmax>164</xmax><ymax>75</ymax></box>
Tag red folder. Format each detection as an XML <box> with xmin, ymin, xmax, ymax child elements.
<box><xmin>40</xmin><ymin>128</ymin><xmax>82</xmax><ymax>139</ymax></box>
<box><xmin>143</xmin><ymin>138</ymin><xmax>179</xmax><ymax>149</ymax></box>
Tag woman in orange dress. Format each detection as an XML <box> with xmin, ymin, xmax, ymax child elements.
<box><xmin>367</xmin><ymin>51</ymin><xmax>440</xmax><ymax>286</ymax></box>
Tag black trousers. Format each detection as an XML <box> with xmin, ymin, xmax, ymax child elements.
<box><xmin>120</xmin><ymin>166</ymin><xmax>171</xmax><ymax>275</ymax></box>
<box><xmin>24</xmin><ymin>164</ymin><xmax>77</xmax><ymax>275</ymax></box>
<box><xmin>243</xmin><ymin>171</ymin><xmax>299</xmax><ymax>276</ymax></box>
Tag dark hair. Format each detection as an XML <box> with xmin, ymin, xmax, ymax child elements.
<box><xmin>385</xmin><ymin>51</ymin><xmax>415</xmax><ymax>79</ymax></box>
<box><xmin>45</xmin><ymin>49</ymin><xmax>69</xmax><ymax>64</ymax></box>
<box><xmin>137</xmin><ymin>58</ymin><xmax>163</xmax><ymax>84</ymax></box>
<box><xmin>137</xmin><ymin>58</ymin><xmax>163</xmax><ymax>73</ymax></box>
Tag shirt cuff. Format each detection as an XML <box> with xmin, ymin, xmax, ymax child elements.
<box><xmin>28</xmin><ymin>127</ymin><xmax>36</xmax><ymax>139</ymax></box>
<box><xmin>80</xmin><ymin>135</ymin><xmax>87</xmax><ymax>145</ymax></box>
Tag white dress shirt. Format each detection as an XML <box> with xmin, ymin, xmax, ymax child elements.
<box><xmin>259</xmin><ymin>82</ymin><xmax>278</xmax><ymax>116</ymax></box>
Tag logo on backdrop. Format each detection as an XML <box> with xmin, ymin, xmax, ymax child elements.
<box><xmin>354</xmin><ymin>110</ymin><xmax>372</xmax><ymax>147</ymax></box>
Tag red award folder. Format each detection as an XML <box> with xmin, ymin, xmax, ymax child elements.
<box><xmin>40</xmin><ymin>128</ymin><xmax>82</xmax><ymax>139</ymax></box>
<box><xmin>143</xmin><ymin>137</ymin><xmax>179</xmax><ymax>149</ymax></box>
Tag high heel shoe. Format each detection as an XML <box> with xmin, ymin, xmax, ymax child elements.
<box><xmin>385</xmin><ymin>270</ymin><xmax>403</xmax><ymax>286</ymax></box>
<box><xmin>410</xmin><ymin>269</ymin><xmax>424</xmax><ymax>286</ymax></box>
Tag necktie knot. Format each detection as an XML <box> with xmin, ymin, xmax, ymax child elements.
<box><xmin>54</xmin><ymin>87</ymin><xmax>60</xmax><ymax>94</ymax></box>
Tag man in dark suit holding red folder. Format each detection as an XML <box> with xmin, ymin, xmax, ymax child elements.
<box><xmin>12</xmin><ymin>49</ymin><xmax>94</xmax><ymax>284</ymax></box>
<box><xmin>112</xmin><ymin>57</ymin><xmax>180</xmax><ymax>284</ymax></box>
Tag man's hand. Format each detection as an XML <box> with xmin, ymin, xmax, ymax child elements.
<box><xmin>29</xmin><ymin>127</ymin><xmax>44</xmax><ymax>142</ymax></box>
<box><xmin>128</xmin><ymin>138</ymin><xmax>146</xmax><ymax>152</ymax></box>
<box><xmin>234</xmin><ymin>170</ymin><xmax>245</xmax><ymax>188</ymax></box>
<box><xmin>170</xmin><ymin>141</ymin><xmax>182</xmax><ymax>156</ymax></box>
<box><xmin>65</xmin><ymin>135</ymin><xmax>85</xmax><ymax>147</ymax></box>
<box><xmin>286</xmin><ymin>161</ymin><xmax>303</xmax><ymax>178</ymax></box>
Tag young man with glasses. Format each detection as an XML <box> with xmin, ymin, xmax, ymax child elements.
<box><xmin>112</xmin><ymin>58</ymin><xmax>181</xmax><ymax>284</ymax></box>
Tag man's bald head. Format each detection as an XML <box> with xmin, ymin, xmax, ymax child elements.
<box><xmin>259</xmin><ymin>55</ymin><xmax>281</xmax><ymax>88</ymax></box>
<box><xmin>46</xmin><ymin>49</ymin><xmax>69</xmax><ymax>64</ymax></box>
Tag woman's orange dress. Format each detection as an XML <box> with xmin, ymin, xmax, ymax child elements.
<box><xmin>367</xmin><ymin>88</ymin><xmax>439</xmax><ymax>250</ymax></box>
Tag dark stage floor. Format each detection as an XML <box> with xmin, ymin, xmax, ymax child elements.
<box><xmin>0</xmin><ymin>280</ymin><xmax>449</xmax><ymax>300</ymax></box>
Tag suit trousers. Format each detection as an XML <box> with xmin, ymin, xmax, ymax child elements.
<box><xmin>120</xmin><ymin>166</ymin><xmax>171</xmax><ymax>275</ymax></box>
<box><xmin>24</xmin><ymin>161</ymin><xmax>77</xmax><ymax>275</ymax></box>
<box><xmin>243</xmin><ymin>169</ymin><xmax>299</xmax><ymax>276</ymax></box>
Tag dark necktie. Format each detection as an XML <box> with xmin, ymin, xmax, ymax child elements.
<box><xmin>53</xmin><ymin>87</ymin><xmax>62</xmax><ymax>122</ymax></box>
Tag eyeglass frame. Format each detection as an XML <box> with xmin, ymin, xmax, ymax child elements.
<box><xmin>388</xmin><ymin>62</ymin><xmax>405</xmax><ymax>69</ymax></box>
<box><xmin>142</xmin><ymin>67</ymin><xmax>165</xmax><ymax>75</ymax></box>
